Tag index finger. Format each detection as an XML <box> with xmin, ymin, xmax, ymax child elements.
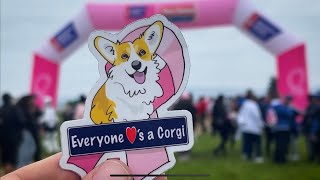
<box><xmin>2</xmin><ymin>153</ymin><xmax>80</xmax><ymax>180</ymax></box>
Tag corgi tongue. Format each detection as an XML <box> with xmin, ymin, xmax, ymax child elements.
<box><xmin>133</xmin><ymin>71</ymin><xmax>145</xmax><ymax>84</ymax></box>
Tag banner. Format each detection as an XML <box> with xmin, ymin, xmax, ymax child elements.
<box><xmin>30</xmin><ymin>54</ymin><xmax>60</xmax><ymax>108</ymax></box>
<box><xmin>277</xmin><ymin>44</ymin><xmax>308</xmax><ymax>110</ymax></box>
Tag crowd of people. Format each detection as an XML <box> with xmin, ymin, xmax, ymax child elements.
<box><xmin>0</xmin><ymin>93</ymin><xmax>93</xmax><ymax>175</ymax></box>
<box><xmin>173</xmin><ymin>90</ymin><xmax>320</xmax><ymax>164</ymax></box>
<box><xmin>0</xmin><ymin>93</ymin><xmax>88</xmax><ymax>175</ymax></box>
<box><xmin>0</xmin><ymin>94</ymin><xmax>42</xmax><ymax>174</ymax></box>
<box><xmin>0</xmin><ymin>94</ymin><xmax>61</xmax><ymax>175</ymax></box>
<box><xmin>0</xmin><ymin>90</ymin><xmax>319</xmax><ymax>175</ymax></box>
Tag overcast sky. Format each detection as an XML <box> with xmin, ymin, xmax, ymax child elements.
<box><xmin>1</xmin><ymin>0</ymin><xmax>319</xmax><ymax>100</ymax></box>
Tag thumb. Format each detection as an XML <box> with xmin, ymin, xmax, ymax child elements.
<box><xmin>83</xmin><ymin>159</ymin><xmax>131</xmax><ymax>180</ymax></box>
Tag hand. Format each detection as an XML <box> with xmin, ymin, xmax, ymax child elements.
<box><xmin>2</xmin><ymin>153</ymin><xmax>167</xmax><ymax>180</ymax></box>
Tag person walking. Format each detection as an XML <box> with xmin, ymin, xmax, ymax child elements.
<box><xmin>237</xmin><ymin>90</ymin><xmax>264</xmax><ymax>163</ymax></box>
<box><xmin>268</xmin><ymin>96</ymin><xmax>298</xmax><ymax>163</ymax></box>
<box><xmin>195</xmin><ymin>96</ymin><xmax>208</xmax><ymax>133</ymax></box>
<box><xmin>40</xmin><ymin>97</ymin><xmax>59</xmax><ymax>153</ymax></box>
<box><xmin>212</xmin><ymin>95</ymin><xmax>230</xmax><ymax>156</ymax></box>
<box><xmin>0</xmin><ymin>93</ymin><xmax>17</xmax><ymax>174</ymax></box>
<box><xmin>258</xmin><ymin>95</ymin><xmax>273</xmax><ymax>157</ymax></box>
<box><xmin>173</xmin><ymin>92</ymin><xmax>196</xmax><ymax>161</ymax></box>
<box><xmin>15</xmin><ymin>95</ymin><xmax>42</xmax><ymax>168</ymax></box>
<box><xmin>309</xmin><ymin>92</ymin><xmax>320</xmax><ymax>162</ymax></box>
<box><xmin>302</xmin><ymin>94</ymin><xmax>318</xmax><ymax>161</ymax></box>
<box><xmin>227</xmin><ymin>98</ymin><xmax>238</xmax><ymax>153</ymax></box>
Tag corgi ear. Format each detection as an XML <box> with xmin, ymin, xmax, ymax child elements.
<box><xmin>94</xmin><ymin>36</ymin><xmax>117</xmax><ymax>64</ymax></box>
<box><xmin>143</xmin><ymin>21</ymin><xmax>164</xmax><ymax>55</ymax></box>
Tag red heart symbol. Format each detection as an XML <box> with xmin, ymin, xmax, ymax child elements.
<box><xmin>126</xmin><ymin>127</ymin><xmax>137</xmax><ymax>144</ymax></box>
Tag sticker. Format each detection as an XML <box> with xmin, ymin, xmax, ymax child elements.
<box><xmin>127</xmin><ymin>5</ymin><xmax>147</xmax><ymax>19</ymax></box>
<box><xmin>60</xmin><ymin>14</ymin><xmax>193</xmax><ymax>180</ymax></box>
<box><xmin>244</xmin><ymin>13</ymin><xmax>281</xmax><ymax>42</ymax></box>
<box><xmin>161</xmin><ymin>4</ymin><xmax>196</xmax><ymax>23</ymax></box>
<box><xmin>50</xmin><ymin>22</ymin><xmax>78</xmax><ymax>52</ymax></box>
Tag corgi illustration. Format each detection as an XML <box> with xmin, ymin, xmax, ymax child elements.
<box><xmin>90</xmin><ymin>21</ymin><xmax>166</xmax><ymax>124</ymax></box>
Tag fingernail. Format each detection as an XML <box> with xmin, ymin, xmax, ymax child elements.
<box><xmin>92</xmin><ymin>160</ymin><xmax>131</xmax><ymax>180</ymax></box>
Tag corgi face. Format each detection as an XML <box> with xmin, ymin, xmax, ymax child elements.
<box><xmin>92</xmin><ymin>21</ymin><xmax>164</xmax><ymax>102</ymax></box>
<box><xmin>94</xmin><ymin>21</ymin><xmax>164</xmax><ymax>85</ymax></box>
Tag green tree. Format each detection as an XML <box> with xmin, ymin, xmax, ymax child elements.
<box><xmin>267</xmin><ymin>77</ymin><xmax>278</xmax><ymax>99</ymax></box>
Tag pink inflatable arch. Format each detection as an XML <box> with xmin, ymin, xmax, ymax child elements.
<box><xmin>31</xmin><ymin>0</ymin><xmax>309</xmax><ymax>110</ymax></box>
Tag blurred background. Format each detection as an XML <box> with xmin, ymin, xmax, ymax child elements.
<box><xmin>1</xmin><ymin>0</ymin><xmax>320</xmax><ymax>179</ymax></box>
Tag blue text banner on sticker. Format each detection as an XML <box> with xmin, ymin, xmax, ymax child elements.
<box><xmin>68</xmin><ymin>117</ymin><xmax>189</xmax><ymax>156</ymax></box>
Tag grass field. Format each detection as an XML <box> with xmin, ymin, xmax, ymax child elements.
<box><xmin>2</xmin><ymin>133</ymin><xmax>319</xmax><ymax>179</ymax></box>
<box><xmin>168</xmin><ymin>134</ymin><xmax>320</xmax><ymax>180</ymax></box>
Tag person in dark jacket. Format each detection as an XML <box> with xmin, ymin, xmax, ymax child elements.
<box><xmin>302</xmin><ymin>95</ymin><xmax>317</xmax><ymax>161</ymax></box>
<box><xmin>258</xmin><ymin>95</ymin><xmax>273</xmax><ymax>157</ymax></box>
<box><xmin>0</xmin><ymin>93</ymin><xmax>16</xmax><ymax>174</ymax></box>
<box><xmin>1</xmin><ymin>95</ymin><xmax>42</xmax><ymax>172</ymax></box>
<box><xmin>309</xmin><ymin>93</ymin><xmax>320</xmax><ymax>162</ymax></box>
<box><xmin>212</xmin><ymin>95</ymin><xmax>230</xmax><ymax>155</ymax></box>
<box><xmin>15</xmin><ymin>95</ymin><xmax>42</xmax><ymax>168</ymax></box>
<box><xmin>173</xmin><ymin>92</ymin><xmax>196</xmax><ymax>160</ymax></box>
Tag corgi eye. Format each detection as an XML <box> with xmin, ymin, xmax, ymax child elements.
<box><xmin>121</xmin><ymin>53</ymin><xmax>129</xmax><ymax>59</ymax></box>
<box><xmin>138</xmin><ymin>49</ymin><xmax>146</xmax><ymax>56</ymax></box>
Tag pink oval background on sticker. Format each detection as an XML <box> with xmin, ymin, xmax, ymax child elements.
<box><xmin>105</xmin><ymin>26</ymin><xmax>185</xmax><ymax>115</ymax></box>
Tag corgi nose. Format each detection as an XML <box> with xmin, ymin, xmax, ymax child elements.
<box><xmin>132</xmin><ymin>60</ymin><xmax>141</xmax><ymax>71</ymax></box>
